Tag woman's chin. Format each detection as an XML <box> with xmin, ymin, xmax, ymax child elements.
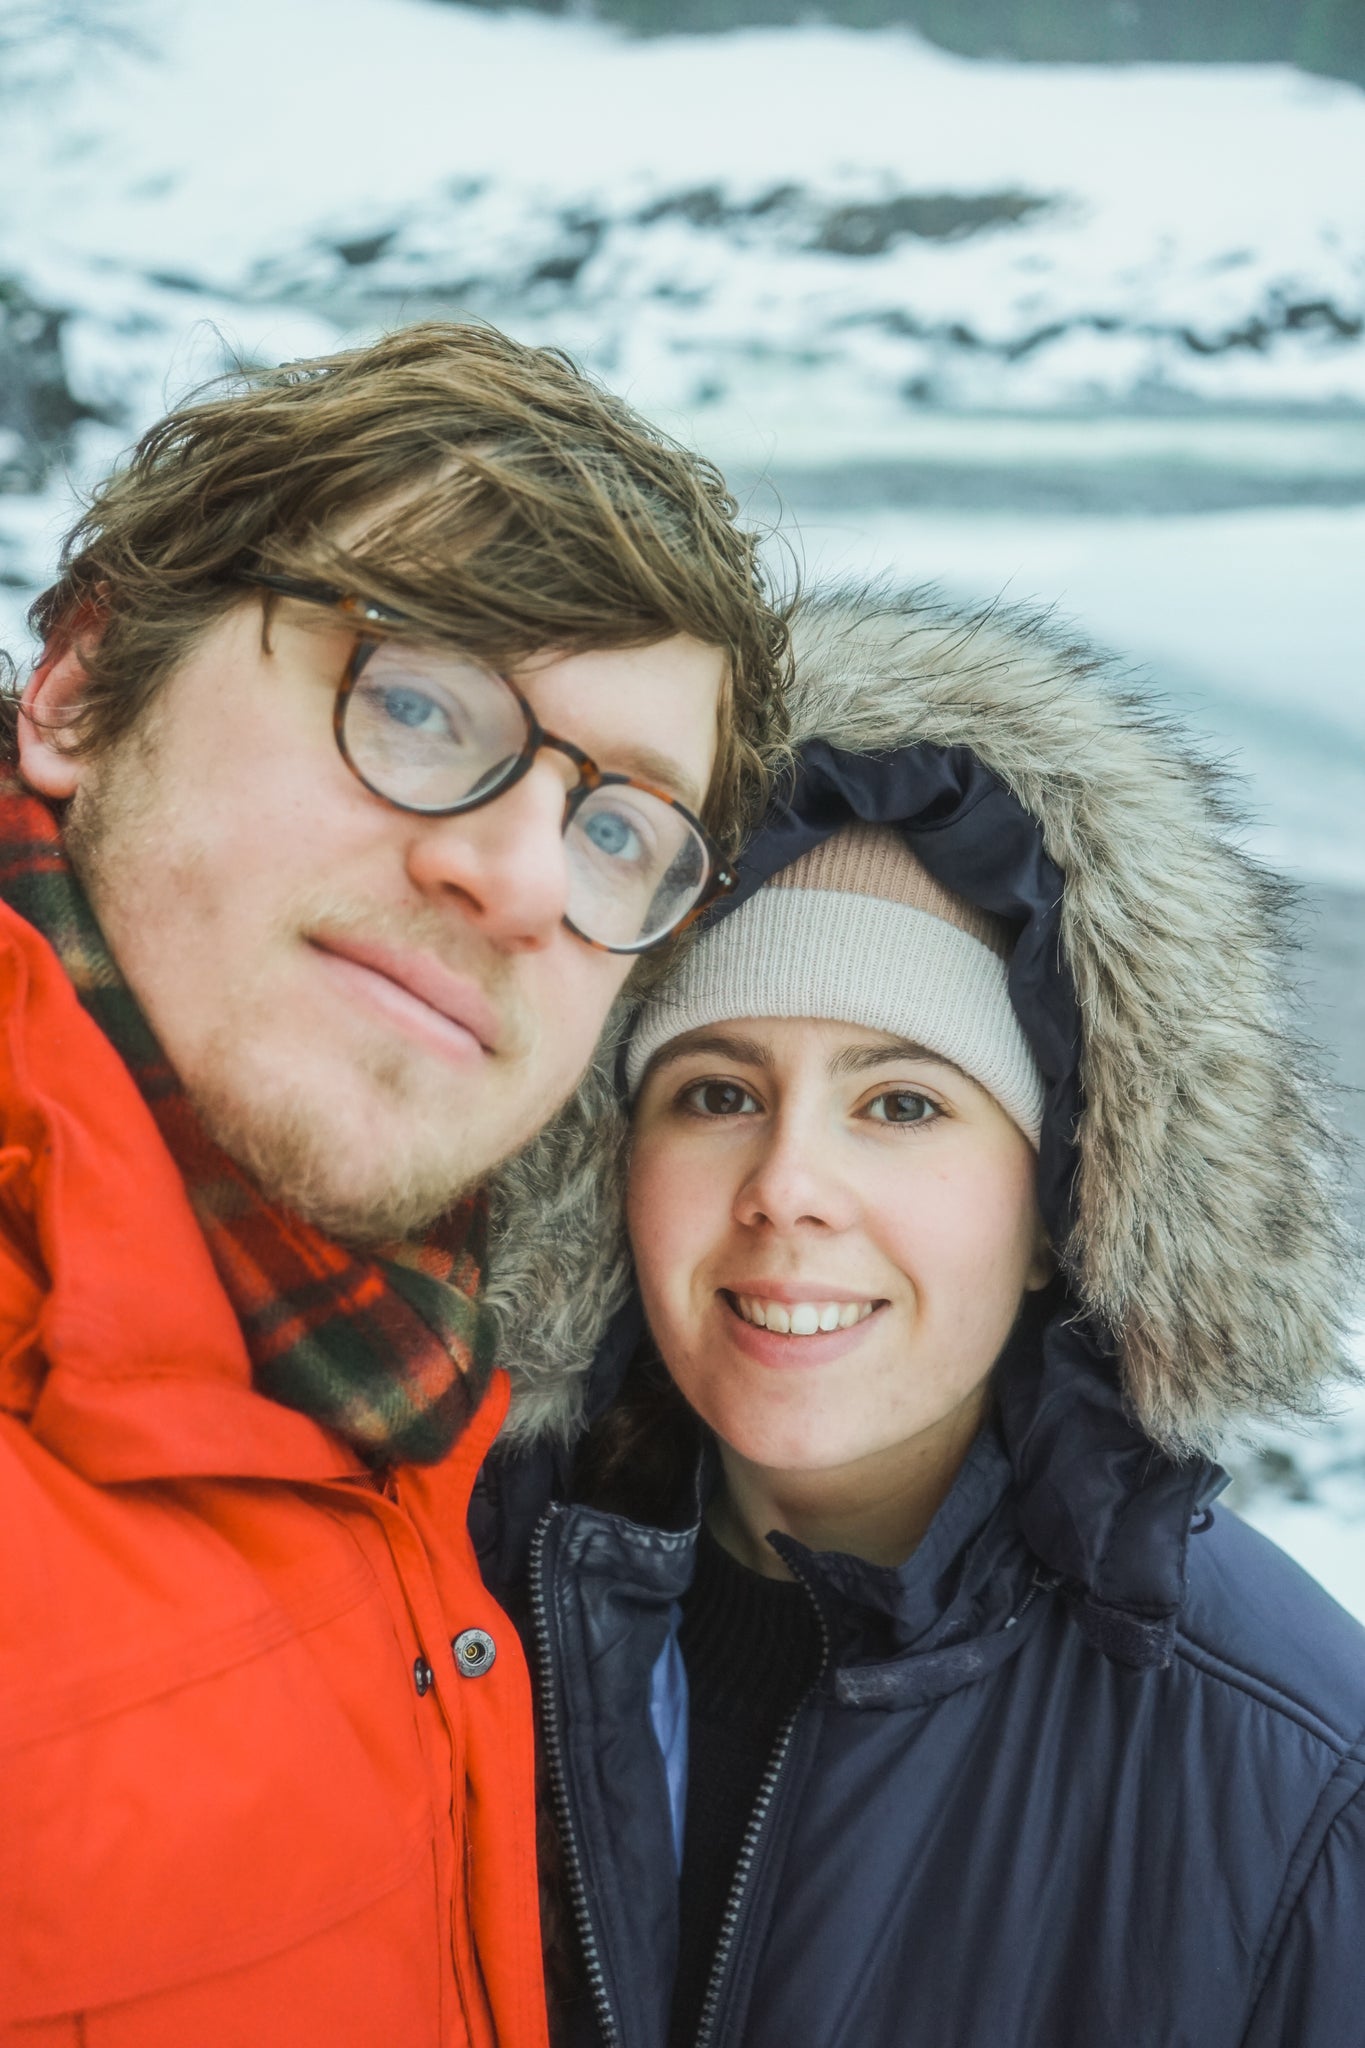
<box><xmin>707</xmin><ymin>1409</ymin><xmax>860</xmax><ymax>1479</ymax></box>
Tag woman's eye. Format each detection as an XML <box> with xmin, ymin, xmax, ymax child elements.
<box><xmin>680</xmin><ymin>1079</ymin><xmax>759</xmax><ymax>1118</ymax></box>
<box><xmin>864</xmin><ymin>1089</ymin><xmax>938</xmax><ymax>1126</ymax></box>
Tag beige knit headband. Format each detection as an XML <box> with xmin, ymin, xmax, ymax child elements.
<box><xmin>625</xmin><ymin>823</ymin><xmax>1045</xmax><ymax>1144</ymax></box>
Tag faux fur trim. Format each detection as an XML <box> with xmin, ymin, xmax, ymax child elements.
<box><xmin>486</xmin><ymin>584</ymin><xmax>1359</xmax><ymax>1456</ymax></box>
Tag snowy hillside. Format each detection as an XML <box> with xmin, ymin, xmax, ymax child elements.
<box><xmin>3</xmin><ymin>0</ymin><xmax>1365</xmax><ymax>517</ymax></box>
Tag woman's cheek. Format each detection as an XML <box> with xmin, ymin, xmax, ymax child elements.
<box><xmin>628</xmin><ymin>1139</ymin><xmax>713</xmax><ymax>1347</ymax></box>
<box><xmin>871</xmin><ymin>1154</ymin><xmax>1016</xmax><ymax>1318</ymax></box>
<box><xmin>625</xmin><ymin>1126</ymin><xmax>677</xmax><ymax>1259</ymax></box>
<box><xmin>915</xmin><ymin>1157</ymin><xmax>1039</xmax><ymax>1346</ymax></box>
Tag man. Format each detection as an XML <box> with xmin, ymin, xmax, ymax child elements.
<box><xmin>0</xmin><ymin>322</ymin><xmax>789</xmax><ymax>2046</ymax></box>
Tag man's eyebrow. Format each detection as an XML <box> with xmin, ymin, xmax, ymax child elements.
<box><xmin>645</xmin><ymin>1030</ymin><xmax>772</xmax><ymax>1076</ymax></box>
<box><xmin>829</xmin><ymin>1037</ymin><xmax>972</xmax><ymax>1082</ymax></box>
<box><xmin>606</xmin><ymin>743</ymin><xmax>706</xmax><ymax>814</ymax></box>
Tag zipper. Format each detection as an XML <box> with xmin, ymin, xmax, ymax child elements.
<box><xmin>529</xmin><ymin>1506</ymin><xmax>624</xmax><ymax>2048</ymax></box>
<box><xmin>1004</xmin><ymin>1565</ymin><xmax>1060</xmax><ymax>1629</ymax></box>
<box><xmin>693</xmin><ymin>1554</ymin><xmax>832</xmax><ymax>2048</ymax></box>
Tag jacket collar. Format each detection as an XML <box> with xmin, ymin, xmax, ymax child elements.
<box><xmin>771</xmin><ymin>1420</ymin><xmax>1019</xmax><ymax>1643</ymax></box>
<box><xmin>995</xmin><ymin>1305</ymin><xmax>1227</xmax><ymax>1666</ymax></box>
<box><xmin>548</xmin><ymin>1419</ymin><xmax>1040</xmax><ymax>1711</ymax></box>
<box><xmin>774</xmin><ymin>1424</ymin><xmax>1051</xmax><ymax>1708</ymax></box>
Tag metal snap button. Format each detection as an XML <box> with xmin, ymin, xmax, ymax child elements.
<box><xmin>413</xmin><ymin>1655</ymin><xmax>434</xmax><ymax>1696</ymax></box>
<box><xmin>452</xmin><ymin>1628</ymin><xmax>496</xmax><ymax>1678</ymax></box>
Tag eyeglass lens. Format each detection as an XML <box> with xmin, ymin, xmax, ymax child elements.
<box><xmin>343</xmin><ymin>639</ymin><xmax>713</xmax><ymax>950</ymax></box>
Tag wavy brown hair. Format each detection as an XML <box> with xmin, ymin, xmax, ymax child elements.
<box><xmin>11</xmin><ymin>321</ymin><xmax>791</xmax><ymax>852</ymax></box>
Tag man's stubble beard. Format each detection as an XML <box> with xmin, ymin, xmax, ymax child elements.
<box><xmin>183</xmin><ymin>1019</ymin><xmax>488</xmax><ymax>1245</ymax></box>
<box><xmin>63</xmin><ymin>723</ymin><xmax>541</xmax><ymax>1248</ymax></box>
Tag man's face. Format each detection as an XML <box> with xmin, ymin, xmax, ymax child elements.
<box><xmin>28</xmin><ymin>598</ymin><xmax>724</xmax><ymax>1241</ymax></box>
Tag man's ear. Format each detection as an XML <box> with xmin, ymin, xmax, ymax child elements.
<box><xmin>17</xmin><ymin>644</ymin><xmax>97</xmax><ymax>799</ymax></box>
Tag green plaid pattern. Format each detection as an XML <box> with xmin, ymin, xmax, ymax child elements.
<box><xmin>0</xmin><ymin>773</ymin><xmax>492</xmax><ymax>1469</ymax></box>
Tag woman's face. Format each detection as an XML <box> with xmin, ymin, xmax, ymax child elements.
<box><xmin>627</xmin><ymin>1018</ymin><xmax>1051</xmax><ymax>1484</ymax></box>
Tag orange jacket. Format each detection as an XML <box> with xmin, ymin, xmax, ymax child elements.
<box><xmin>0</xmin><ymin>902</ymin><xmax>549</xmax><ymax>2048</ymax></box>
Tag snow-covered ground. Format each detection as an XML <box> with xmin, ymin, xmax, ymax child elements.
<box><xmin>2</xmin><ymin>0</ymin><xmax>1363</xmax><ymax>1616</ymax></box>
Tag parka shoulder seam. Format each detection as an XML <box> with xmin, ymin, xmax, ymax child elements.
<box><xmin>1172</xmin><ymin>1629</ymin><xmax>1359</xmax><ymax>1752</ymax></box>
<box><xmin>1240</xmin><ymin>1748</ymin><xmax>1365</xmax><ymax>2038</ymax></box>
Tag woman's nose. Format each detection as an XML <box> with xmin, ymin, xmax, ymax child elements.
<box><xmin>404</xmin><ymin>756</ymin><xmax>571</xmax><ymax>952</ymax></box>
<box><xmin>732</xmin><ymin>1114</ymin><xmax>860</xmax><ymax>1234</ymax></box>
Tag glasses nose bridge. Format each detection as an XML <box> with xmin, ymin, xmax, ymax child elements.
<box><xmin>529</xmin><ymin>725</ymin><xmax>600</xmax><ymax>802</ymax></box>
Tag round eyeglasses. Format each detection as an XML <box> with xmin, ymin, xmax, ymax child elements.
<box><xmin>242</xmin><ymin>573</ymin><xmax>735</xmax><ymax>954</ymax></box>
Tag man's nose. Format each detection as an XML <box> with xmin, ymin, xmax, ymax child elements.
<box><xmin>732</xmin><ymin>1113</ymin><xmax>860</xmax><ymax>1235</ymax></box>
<box><xmin>404</xmin><ymin>757</ymin><xmax>571</xmax><ymax>952</ymax></box>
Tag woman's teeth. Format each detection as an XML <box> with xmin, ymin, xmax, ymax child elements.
<box><xmin>732</xmin><ymin>1296</ymin><xmax>876</xmax><ymax>1335</ymax></box>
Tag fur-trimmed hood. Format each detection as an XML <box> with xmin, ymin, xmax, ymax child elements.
<box><xmin>486</xmin><ymin>584</ymin><xmax>1357</xmax><ymax>1463</ymax></box>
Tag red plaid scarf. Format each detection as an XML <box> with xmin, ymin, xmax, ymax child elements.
<box><xmin>0</xmin><ymin>774</ymin><xmax>492</xmax><ymax>1469</ymax></box>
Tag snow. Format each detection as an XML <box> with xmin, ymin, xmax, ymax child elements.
<box><xmin>1230</xmin><ymin>1333</ymin><xmax>1365</xmax><ymax>1626</ymax></box>
<box><xmin>3</xmin><ymin>3</ymin><xmax>1362</xmax><ymax>880</ymax></box>
<box><xmin>790</xmin><ymin>498</ymin><xmax>1365</xmax><ymax>888</ymax></box>
<box><xmin>3</xmin><ymin>0</ymin><xmax>1364</xmax><ymax>468</ymax></box>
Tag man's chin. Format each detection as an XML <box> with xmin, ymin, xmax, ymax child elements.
<box><xmin>180</xmin><ymin>1012</ymin><xmax>590</xmax><ymax>1244</ymax></box>
<box><xmin>287</xmin><ymin>1174</ymin><xmax>479</xmax><ymax>1249</ymax></box>
<box><xmin>188</xmin><ymin>1075</ymin><xmax>483</xmax><ymax>1246</ymax></box>
<box><xmin>238</xmin><ymin>1141</ymin><xmax>479</xmax><ymax>1247</ymax></box>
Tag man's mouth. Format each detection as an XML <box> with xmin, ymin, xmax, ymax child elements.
<box><xmin>308</xmin><ymin>934</ymin><xmax>501</xmax><ymax>1062</ymax></box>
<box><xmin>721</xmin><ymin>1289</ymin><xmax>885</xmax><ymax>1336</ymax></box>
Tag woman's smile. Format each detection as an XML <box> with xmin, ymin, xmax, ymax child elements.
<box><xmin>719</xmin><ymin>1287</ymin><xmax>890</xmax><ymax>1367</ymax></box>
<box><xmin>725</xmin><ymin>1290</ymin><xmax>882</xmax><ymax>1334</ymax></box>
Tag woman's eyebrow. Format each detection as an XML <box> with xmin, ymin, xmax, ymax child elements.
<box><xmin>646</xmin><ymin>1030</ymin><xmax>772</xmax><ymax>1075</ymax></box>
<box><xmin>830</xmin><ymin>1038</ymin><xmax>970</xmax><ymax>1080</ymax></box>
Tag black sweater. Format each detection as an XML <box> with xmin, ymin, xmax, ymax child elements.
<box><xmin>669</xmin><ymin>1524</ymin><xmax>823</xmax><ymax>2047</ymax></box>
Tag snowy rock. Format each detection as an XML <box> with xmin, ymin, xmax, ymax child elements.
<box><xmin>0</xmin><ymin>278</ymin><xmax>106</xmax><ymax>493</ymax></box>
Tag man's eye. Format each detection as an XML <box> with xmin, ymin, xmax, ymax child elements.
<box><xmin>379</xmin><ymin>686</ymin><xmax>449</xmax><ymax>734</ymax></box>
<box><xmin>680</xmin><ymin>1079</ymin><xmax>758</xmax><ymax>1118</ymax></box>
<box><xmin>583</xmin><ymin>807</ymin><xmax>644</xmax><ymax>863</ymax></box>
<box><xmin>864</xmin><ymin>1090</ymin><xmax>938</xmax><ymax>1126</ymax></box>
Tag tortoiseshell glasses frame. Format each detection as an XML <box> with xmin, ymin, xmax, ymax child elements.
<box><xmin>240</xmin><ymin>571</ymin><xmax>737</xmax><ymax>954</ymax></box>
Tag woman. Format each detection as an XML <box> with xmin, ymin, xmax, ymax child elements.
<box><xmin>480</xmin><ymin>588</ymin><xmax>1364</xmax><ymax>2048</ymax></box>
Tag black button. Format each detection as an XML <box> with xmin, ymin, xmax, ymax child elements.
<box><xmin>452</xmin><ymin>1628</ymin><xmax>496</xmax><ymax>1678</ymax></box>
<box><xmin>413</xmin><ymin>1656</ymin><xmax>434</xmax><ymax>1696</ymax></box>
